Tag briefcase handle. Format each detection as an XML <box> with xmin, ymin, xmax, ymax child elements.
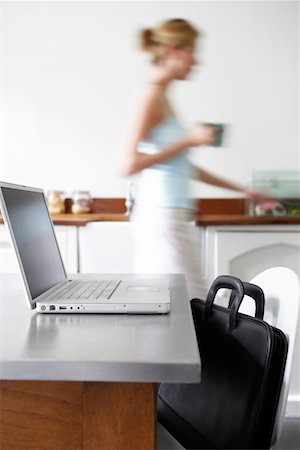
<box><xmin>228</xmin><ymin>282</ymin><xmax>265</xmax><ymax>320</ymax></box>
<box><xmin>205</xmin><ymin>275</ymin><xmax>244</xmax><ymax>321</ymax></box>
<box><xmin>205</xmin><ymin>276</ymin><xmax>265</xmax><ymax>330</ymax></box>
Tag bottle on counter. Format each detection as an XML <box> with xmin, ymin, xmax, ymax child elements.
<box><xmin>71</xmin><ymin>191</ymin><xmax>93</xmax><ymax>214</ymax></box>
<box><xmin>47</xmin><ymin>191</ymin><xmax>65</xmax><ymax>214</ymax></box>
<box><xmin>125</xmin><ymin>182</ymin><xmax>135</xmax><ymax>216</ymax></box>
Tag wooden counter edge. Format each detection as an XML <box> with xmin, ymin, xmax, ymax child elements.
<box><xmin>49</xmin><ymin>213</ymin><xmax>300</xmax><ymax>226</ymax></box>
<box><xmin>51</xmin><ymin>213</ymin><xmax>129</xmax><ymax>226</ymax></box>
<box><xmin>195</xmin><ymin>214</ymin><xmax>300</xmax><ymax>226</ymax></box>
<box><xmin>1</xmin><ymin>213</ymin><xmax>300</xmax><ymax>227</ymax></box>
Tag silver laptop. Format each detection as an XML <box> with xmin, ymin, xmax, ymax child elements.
<box><xmin>0</xmin><ymin>181</ymin><xmax>170</xmax><ymax>314</ymax></box>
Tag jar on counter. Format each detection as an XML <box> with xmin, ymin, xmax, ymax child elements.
<box><xmin>47</xmin><ymin>191</ymin><xmax>65</xmax><ymax>214</ymax></box>
<box><xmin>71</xmin><ymin>191</ymin><xmax>93</xmax><ymax>214</ymax></box>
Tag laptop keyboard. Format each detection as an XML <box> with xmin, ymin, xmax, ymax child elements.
<box><xmin>51</xmin><ymin>280</ymin><xmax>121</xmax><ymax>301</ymax></box>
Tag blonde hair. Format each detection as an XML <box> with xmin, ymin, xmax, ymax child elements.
<box><xmin>140</xmin><ymin>19</ymin><xmax>199</xmax><ymax>62</ymax></box>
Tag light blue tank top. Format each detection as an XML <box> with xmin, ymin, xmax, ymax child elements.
<box><xmin>135</xmin><ymin>117</ymin><xmax>195</xmax><ymax>209</ymax></box>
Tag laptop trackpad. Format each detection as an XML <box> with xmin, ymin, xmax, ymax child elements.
<box><xmin>127</xmin><ymin>286</ymin><xmax>159</xmax><ymax>292</ymax></box>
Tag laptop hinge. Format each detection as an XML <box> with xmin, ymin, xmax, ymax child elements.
<box><xmin>34</xmin><ymin>279</ymin><xmax>71</xmax><ymax>303</ymax></box>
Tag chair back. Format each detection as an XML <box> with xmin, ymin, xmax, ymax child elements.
<box><xmin>238</xmin><ymin>267</ymin><xmax>300</xmax><ymax>446</ymax></box>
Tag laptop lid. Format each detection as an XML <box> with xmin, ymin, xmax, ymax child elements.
<box><xmin>0</xmin><ymin>181</ymin><xmax>67</xmax><ymax>309</ymax></box>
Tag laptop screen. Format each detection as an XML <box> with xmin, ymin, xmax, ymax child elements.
<box><xmin>1</xmin><ymin>187</ymin><xmax>66</xmax><ymax>299</ymax></box>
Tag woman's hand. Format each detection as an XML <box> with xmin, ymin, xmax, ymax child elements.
<box><xmin>186</xmin><ymin>124</ymin><xmax>218</xmax><ymax>147</ymax></box>
<box><xmin>243</xmin><ymin>187</ymin><xmax>276</xmax><ymax>204</ymax></box>
<box><xmin>243</xmin><ymin>187</ymin><xmax>283</xmax><ymax>211</ymax></box>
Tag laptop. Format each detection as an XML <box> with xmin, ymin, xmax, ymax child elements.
<box><xmin>0</xmin><ymin>181</ymin><xmax>170</xmax><ymax>314</ymax></box>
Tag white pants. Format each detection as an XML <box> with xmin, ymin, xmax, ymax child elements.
<box><xmin>131</xmin><ymin>205</ymin><xmax>206</xmax><ymax>300</ymax></box>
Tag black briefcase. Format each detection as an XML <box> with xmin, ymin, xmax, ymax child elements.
<box><xmin>158</xmin><ymin>275</ymin><xmax>288</xmax><ymax>449</ymax></box>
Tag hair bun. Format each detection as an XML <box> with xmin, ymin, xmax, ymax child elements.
<box><xmin>140</xmin><ymin>28</ymin><xmax>155</xmax><ymax>52</ymax></box>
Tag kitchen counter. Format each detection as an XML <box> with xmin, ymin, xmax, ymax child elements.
<box><xmin>1</xmin><ymin>195</ymin><xmax>300</xmax><ymax>227</ymax></box>
<box><xmin>38</xmin><ymin>197</ymin><xmax>300</xmax><ymax>226</ymax></box>
<box><xmin>51</xmin><ymin>212</ymin><xmax>129</xmax><ymax>226</ymax></box>
<box><xmin>52</xmin><ymin>213</ymin><xmax>300</xmax><ymax>226</ymax></box>
<box><xmin>1</xmin><ymin>212</ymin><xmax>300</xmax><ymax>227</ymax></box>
<box><xmin>0</xmin><ymin>273</ymin><xmax>200</xmax><ymax>383</ymax></box>
<box><xmin>1</xmin><ymin>273</ymin><xmax>200</xmax><ymax>450</ymax></box>
<box><xmin>194</xmin><ymin>214</ymin><xmax>300</xmax><ymax>226</ymax></box>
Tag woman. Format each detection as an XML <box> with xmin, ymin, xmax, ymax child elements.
<box><xmin>121</xmin><ymin>18</ymin><xmax>272</xmax><ymax>299</ymax></box>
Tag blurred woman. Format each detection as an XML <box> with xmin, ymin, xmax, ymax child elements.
<box><xmin>121</xmin><ymin>18</ymin><xmax>272</xmax><ymax>299</ymax></box>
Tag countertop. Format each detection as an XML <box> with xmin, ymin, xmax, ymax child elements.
<box><xmin>194</xmin><ymin>214</ymin><xmax>300</xmax><ymax>226</ymax></box>
<box><xmin>48</xmin><ymin>213</ymin><xmax>300</xmax><ymax>226</ymax></box>
<box><xmin>0</xmin><ymin>273</ymin><xmax>201</xmax><ymax>383</ymax></box>
<box><xmin>1</xmin><ymin>210</ymin><xmax>300</xmax><ymax>227</ymax></box>
<box><xmin>1</xmin><ymin>197</ymin><xmax>300</xmax><ymax>226</ymax></box>
<box><xmin>51</xmin><ymin>213</ymin><xmax>129</xmax><ymax>226</ymax></box>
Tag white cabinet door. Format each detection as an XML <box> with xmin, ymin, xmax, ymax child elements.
<box><xmin>0</xmin><ymin>225</ymin><xmax>19</xmax><ymax>273</ymax></box>
<box><xmin>54</xmin><ymin>226</ymin><xmax>78</xmax><ymax>273</ymax></box>
<box><xmin>79</xmin><ymin>222</ymin><xmax>134</xmax><ymax>274</ymax></box>
<box><xmin>206</xmin><ymin>225</ymin><xmax>300</xmax><ymax>283</ymax></box>
<box><xmin>0</xmin><ymin>224</ymin><xmax>78</xmax><ymax>274</ymax></box>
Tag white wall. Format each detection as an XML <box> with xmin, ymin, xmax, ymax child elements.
<box><xmin>1</xmin><ymin>0</ymin><xmax>299</xmax><ymax>198</ymax></box>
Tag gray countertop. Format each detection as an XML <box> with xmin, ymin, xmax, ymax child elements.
<box><xmin>0</xmin><ymin>273</ymin><xmax>201</xmax><ymax>383</ymax></box>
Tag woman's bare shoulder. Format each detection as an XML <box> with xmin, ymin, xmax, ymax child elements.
<box><xmin>138</xmin><ymin>84</ymin><xmax>163</xmax><ymax>106</ymax></box>
<box><xmin>137</xmin><ymin>85</ymin><xmax>165</xmax><ymax>123</ymax></box>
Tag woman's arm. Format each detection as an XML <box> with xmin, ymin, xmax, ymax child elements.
<box><xmin>192</xmin><ymin>165</ymin><xmax>246</xmax><ymax>193</ymax></box>
<box><xmin>191</xmin><ymin>164</ymin><xmax>277</xmax><ymax>203</ymax></box>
